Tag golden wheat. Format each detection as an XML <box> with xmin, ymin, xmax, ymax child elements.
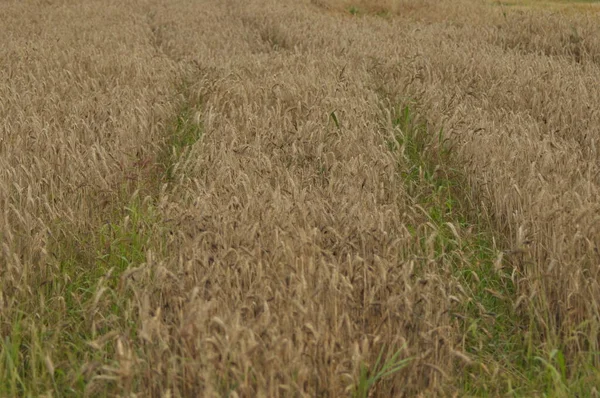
<box><xmin>1</xmin><ymin>0</ymin><xmax>599</xmax><ymax>396</ymax></box>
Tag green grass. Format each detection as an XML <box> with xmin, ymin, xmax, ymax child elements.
<box><xmin>388</xmin><ymin>104</ymin><xmax>559</xmax><ymax>395</ymax></box>
<box><xmin>158</xmin><ymin>83</ymin><xmax>203</xmax><ymax>185</ymax></box>
<box><xmin>0</xmin><ymin>194</ymin><xmax>161</xmax><ymax>397</ymax></box>
<box><xmin>0</xmin><ymin>77</ymin><xmax>204</xmax><ymax>396</ymax></box>
<box><xmin>167</xmin><ymin>104</ymin><xmax>203</xmax><ymax>158</ymax></box>
<box><xmin>391</xmin><ymin>104</ymin><xmax>600</xmax><ymax>395</ymax></box>
<box><xmin>352</xmin><ymin>345</ymin><xmax>412</xmax><ymax>398</ymax></box>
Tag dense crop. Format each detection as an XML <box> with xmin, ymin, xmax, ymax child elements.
<box><xmin>1</xmin><ymin>0</ymin><xmax>599</xmax><ymax>395</ymax></box>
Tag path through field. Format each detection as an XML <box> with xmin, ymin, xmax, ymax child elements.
<box><xmin>2</xmin><ymin>0</ymin><xmax>600</xmax><ymax>396</ymax></box>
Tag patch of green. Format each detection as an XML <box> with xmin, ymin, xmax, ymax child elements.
<box><xmin>348</xmin><ymin>6</ymin><xmax>360</xmax><ymax>15</ymax></box>
<box><xmin>388</xmin><ymin>104</ymin><xmax>553</xmax><ymax>395</ymax></box>
<box><xmin>170</xmin><ymin>105</ymin><xmax>203</xmax><ymax>156</ymax></box>
<box><xmin>0</xmin><ymin>74</ymin><xmax>205</xmax><ymax>396</ymax></box>
<box><xmin>0</xmin><ymin>85</ymin><xmax>202</xmax><ymax>397</ymax></box>
<box><xmin>158</xmin><ymin>105</ymin><xmax>203</xmax><ymax>182</ymax></box>
<box><xmin>390</xmin><ymin>102</ymin><xmax>600</xmax><ymax>394</ymax></box>
<box><xmin>158</xmin><ymin>88</ymin><xmax>203</xmax><ymax>184</ymax></box>
<box><xmin>330</xmin><ymin>110</ymin><xmax>341</xmax><ymax>129</ymax></box>
<box><xmin>353</xmin><ymin>345</ymin><xmax>412</xmax><ymax>398</ymax></box>
<box><xmin>0</xmin><ymin>194</ymin><xmax>160</xmax><ymax>396</ymax></box>
<box><xmin>58</xmin><ymin>195</ymin><xmax>155</xmax><ymax>305</ymax></box>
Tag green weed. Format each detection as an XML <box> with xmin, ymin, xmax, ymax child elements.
<box><xmin>388</xmin><ymin>104</ymin><xmax>551</xmax><ymax>395</ymax></box>
<box><xmin>353</xmin><ymin>346</ymin><xmax>412</xmax><ymax>398</ymax></box>
<box><xmin>159</xmin><ymin>103</ymin><xmax>203</xmax><ymax>183</ymax></box>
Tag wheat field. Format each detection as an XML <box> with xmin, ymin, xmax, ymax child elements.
<box><xmin>1</xmin><ymin>0</ymin><xmax>600</xmax><ymax>396</ymax></box>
